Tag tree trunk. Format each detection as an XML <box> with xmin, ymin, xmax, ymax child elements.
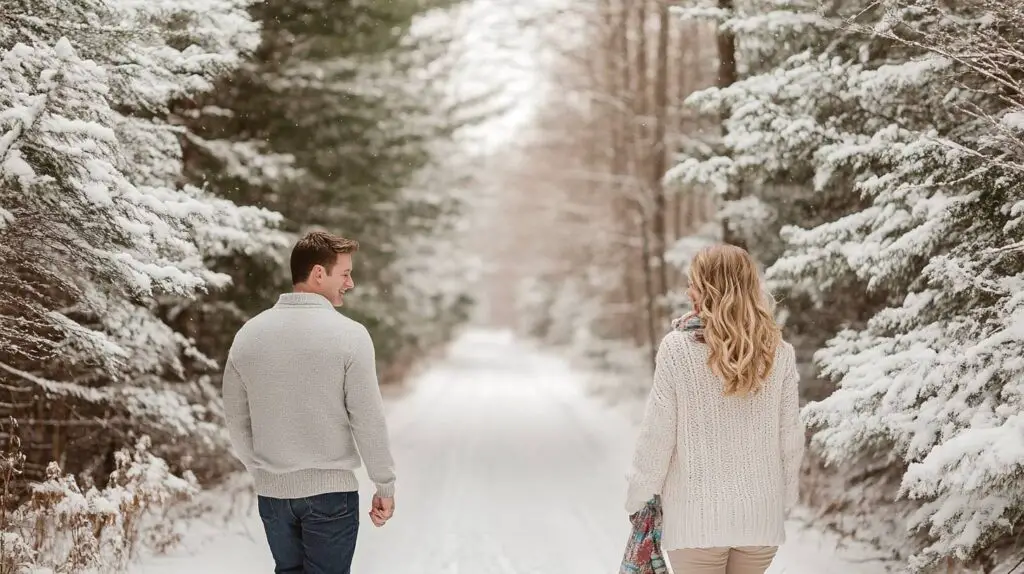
<box><xmin>633</xmin><ymin>0</ymin><xmax>659</xmax><ymax>364</ymax></box>
<box><xmin>674</xmin><ymin>20</ymin><xmax>694</xmax><ymax>242</ymax></box>
<box><xmin>716</xmin><ymin>0</ymin><xmax>746</xmax><ymax>249</ymax></box>
<box><xmin>639</xmin><ymin>213</ymin><xmax>657</xmax><ymax>369</ymax></box>
<box><xmin>622</xmin><ymin>0</ymin><xmax>647</xmax><ymax>347</ymax></box>
<box><xmin>606</xmin><ymin>0</ymin><xmax>643</xmax><ymax>346</ymax></box>
<box><xmin>716</xmin><ymin>0</ymin><xmax>738</xmax><ymax>90</ymax></box>
<box><xmin>651</xmin><ymin>0</ymin><xmax>671</xmax><ymax>326</ymax></box>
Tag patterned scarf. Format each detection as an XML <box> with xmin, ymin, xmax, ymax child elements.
<box><xmin>619</xmin><ymin>315</ymin><xmax>703</xmax><ymax>574</ymax></box>
<box><xmin>671</xmin><ymin>312</ymin><xmax>705</xmax><ymax>343</ymax></box>
<box><xmin>619</xmin><ymin>496</ymin><xmax>669</xmax><ymax>574</ymax></box>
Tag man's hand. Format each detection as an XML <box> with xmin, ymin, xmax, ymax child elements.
<box><xmin>369</xmin><ymin>495</ymin><xmax>394</xmax><ymax>527</ymax></box>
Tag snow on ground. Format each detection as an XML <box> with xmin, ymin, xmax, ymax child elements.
<box><xmin>131</xmin><ymin>329</ymin><xmax>893</xmax><ymax>574</ymax></box>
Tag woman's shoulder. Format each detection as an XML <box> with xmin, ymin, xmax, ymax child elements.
<box><xmin>657</xmin><ymin>329</ymin><xmax>706</xmax><ymax>364</ymax></box>
<box><xmin>660</xmin><ymin>328</ymin><xmax>699</xmax><ymax>349</ymax></box>
<box><xmin>775</xmin><ymin>338</ymin><xmax>796</xmax><ymax>362</ymax></box>
<box><xmin>772</xmin><ymin>338</ymin><xmax>798</xmax><ymax>381</ymax></box>
<box><xmin>659</xmin><ymin>327</ymin><xmax>795</xmax><ymax>355</ymax></box>
<box><xmin>777</xmin><ymin>338</ymin><xmax>795</xmax><ymax>357</ymax></box>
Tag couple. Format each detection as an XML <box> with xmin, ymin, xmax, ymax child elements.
<box><xmin>223</xmin><ymin>231</ymin><xmax>804</xmax><ymax>574</ymax></box>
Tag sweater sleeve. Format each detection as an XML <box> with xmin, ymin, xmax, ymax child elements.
<box><xmin>625</xmin><ymin>333</ymin><xmax>680</xmax><ymax>515</ymax></box>
<box><xmin>222</xmin><ymin>357</ymin><xmax>256</xmax><ymax>469</ymax></box>
<box><xmin>779</xmin><ymin>344</ymin><xmax>805</xmax><ymax>510</ymax></box>
<box><xmin>344</xmin><ymin>325</ymin><xmax>397</xmax><ymax>498</ymax></box>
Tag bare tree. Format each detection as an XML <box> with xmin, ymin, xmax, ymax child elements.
<box><xmin>481</xmin><ymin>0</ymin><xmax>723</xmax><ymax>370</ymax></box>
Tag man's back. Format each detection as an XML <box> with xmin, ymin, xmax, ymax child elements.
<box><xmin>222</xmin><ymin>292</ymin><xmax>396</xmax><ymax>500</ymax></box>
<box><xmin>226</xmin><ymin>230</ymin><xmax>395</xmax><ymax>574</ymax></box>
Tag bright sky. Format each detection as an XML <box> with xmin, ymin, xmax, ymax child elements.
<box><xmin>441</xmin><ymin>0</ymin><xmax>555</xmax><ymax>153</ymax></box>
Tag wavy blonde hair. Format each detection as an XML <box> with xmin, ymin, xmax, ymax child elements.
<box><xmin>688</xmin><ymin>244</ymin><xmax>782</xmax><ymax>396</ymax></box>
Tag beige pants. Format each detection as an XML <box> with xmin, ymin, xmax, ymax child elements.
<box><xmin>667</xmin><ymin>546</ymin><xmax>778</xmax><ymax>574</ymax></box>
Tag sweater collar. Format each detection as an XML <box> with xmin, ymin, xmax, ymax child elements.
<box><xmin>276</xmin><ymin>292</ymin><xmax>335</xmax><ymax>309</ymax></box>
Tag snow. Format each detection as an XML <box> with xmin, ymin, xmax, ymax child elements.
<box><xmin>670</xmin><ymin>5</ymin><xmax>730</xmax><ymax>23</ymax></box>
<box><xmin>131</xmin><ymin>329</ymin><xmax>893</xmax><ymax>574</ymax></box>
<box><xmin>1001</xmin><ymin>111</ymin><xmax>1024</xmax><ymax>131</ymax></box>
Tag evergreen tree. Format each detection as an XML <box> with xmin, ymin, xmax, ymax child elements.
<box><xmin>0</xmin><ymin>0</ymin><xmax>282</xmax><ymax>485</ymax></box>
<box><xmin>673</xmin><ymin>0</ymin><xmax>1024</xmax><ymax>568</ymax></box>
<box><xmin>667</xmin><ymin>0</ymin><xmax>883</xmax><ymax>390</ymax></box>
<box><xmin>177</xmin><ymin>0</ymin><xmax>478</xmax><ymax>384</ymax></box>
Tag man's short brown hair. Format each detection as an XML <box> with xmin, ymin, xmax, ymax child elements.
<box><xmin>290</xmin><ymin>231</ymin><xmax>359</xmax><ymax>284</ymax></box>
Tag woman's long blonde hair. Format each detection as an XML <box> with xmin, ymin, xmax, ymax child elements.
<box><xmin>688</xmin><ymin>244</ymin><xmax>782</xmax><ymax>396</ymax></box>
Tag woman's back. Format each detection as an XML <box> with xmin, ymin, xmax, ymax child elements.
<box><xmin>623</xmin><ymin>244</ymin><xmax>804</xmax><ymax>560</ymax></box>
<box><xmin>655</xmin><ymin>331</ymin><xmax>801</xmax><ymax>548</ymax></box>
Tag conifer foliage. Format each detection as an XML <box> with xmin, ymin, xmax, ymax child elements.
<box><xmin>176</xmin><ymin>0</ymin><xmax>477</xmax><ymax>384</ymax></box>
<box><xmin>1</xmin><ymin>0</ymin><xmax>283</xmax><ymax>484</ymax></box>
<box><xmin>1</xmin><ymin>3</ymin><xmax>478</xmax><ymax>568</ymax></box>
<box><xmin>672</xmin><ymin>0</ymin><xmax>1024</xmax><ymax>568</ymax></box>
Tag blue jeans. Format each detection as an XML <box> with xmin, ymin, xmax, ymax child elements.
<box><xmin>257</xmin><ymin>491</ymin><xmax>359</xmax><ymax>574</ymax></box>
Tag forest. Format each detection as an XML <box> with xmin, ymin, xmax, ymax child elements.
<box><xmin>2</xmin><ymin>0</ymin><xmax>1023</xmax><ymax>572</ymax></box>
<box><xmin>1</xmin><ymin>0</ymin><xmax>481</xmax><ymax>569</ymax></box>
<box><xmin>496</xmin><ymin>0</ymin><xmax>1024</xmax><ymax>572</ymax></box>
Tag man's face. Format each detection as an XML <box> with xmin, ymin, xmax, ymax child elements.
<box><xmin>314</xmin><ymin>253</ymin><xmax>355</xmax><ymax>306</ymax></box>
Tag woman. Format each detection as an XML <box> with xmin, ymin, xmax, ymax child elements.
<box><xmin>624</xmin><ymin>244</ymin><xmax>804</xmax><ymax>574</ymax></box>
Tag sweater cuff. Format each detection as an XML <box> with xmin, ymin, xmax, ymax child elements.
<box><xmin>625</xmin><ymin>488</ymin><xmax>652</xmax><ymax>515</ymax></box>
<box><xmin>375</xmin><ymin>482</ymin><xmax>395</xmax><ymax>499</ymax></box>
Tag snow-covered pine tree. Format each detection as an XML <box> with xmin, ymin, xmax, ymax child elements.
<box><xmin>177</xmin><ymin>0</ymin><xmax>483</xmax><ymax>384</ymax></box>
<box><xmin>673</xmin><ymin>0</ymin><xmax>1024</xmax><ymax>569</ymax></box>
<box><xmin>346</xmin><ymin>6</ymin><xmax>499</xmax><ymax>379</ymax></box>
<box><xmin>666</xmin><ymin>0</ymin><xmax>886</xmax><ymax>400</ymax></box>
<box><xmin>0</xmin><ymin>0</ymin><xmax>283</xmax><ymax>486</ymax></box>
<box><xmin>667</xmin><ymin>0</ymin><xmax>843</xmax><ymax>260</ymax></box>
<box><xmin>784</xmin><ymin>2</ymin><xmax>1024</xmax><ymax>570</ymax></box>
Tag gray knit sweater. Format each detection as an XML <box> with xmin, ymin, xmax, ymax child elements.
<box><xmin>222</xmin><ymin>292</ymin><xmax>396</xmax><ymax>499</ymax></box>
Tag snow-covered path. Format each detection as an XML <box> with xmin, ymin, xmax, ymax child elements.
<box><xmin>132</xmin><ymin>329</ymin><xmax>890</xmax><ymax>574</ymax></box>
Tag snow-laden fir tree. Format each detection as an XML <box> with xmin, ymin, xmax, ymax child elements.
<box><xmin>177</xmin><ymin>0</ymin><xmax>484</xmax><ymax>384</ymax></box>
<box><xmin>663</xmin><ymin>0</ymin><xmax>874</xmax><ymax>393</ymax></box>
<box><xmin>371</xmin><ymin>136</ymin><xmax>481</xmax><ymax>375</ymax></box>
<box><xmin>667</xmin><ymin>0</ymin><xmax>846</xmax><ymax>265</ymax></box>
<box><xmin>0</xmin><ymin>0</ymin><xmax>283</xmax><ymax>486</ymax></box>
<box><xmin>672</xmin><ymin>0</ymin><xmax>1024</xmax><ymax>570</ymax></box>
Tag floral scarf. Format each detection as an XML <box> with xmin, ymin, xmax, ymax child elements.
<box><xmin>620</xmin><ymin>496</ymin><xmax>669</xmax><ymax>574</ymax></box>
<box><xmin>619</xmin><ymin>314</ymin><xmax>705</xmax><ymax>574</ymax></box>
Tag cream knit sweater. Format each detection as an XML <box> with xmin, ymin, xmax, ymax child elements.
<box><xmin>625</xmin><ymin>330</ymin><xmax>804</xmax><ymax>550</ymax></box>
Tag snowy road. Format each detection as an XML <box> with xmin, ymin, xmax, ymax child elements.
<box><xmin>132</xmin><ymin>329</ymin><xmax>890</xmax><ymax>574</ymax></box>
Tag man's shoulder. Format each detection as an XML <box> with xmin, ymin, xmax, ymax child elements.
<box><xmin>229</xmin><ymin>306</ymin><xmax>371</xmax><ymax>357</ymax></box>
<box><xmin>337</xmin><ymin>316</ymin><xmax>376</xmax><ymax>358</ymax></box>
<box><xmin>284</xmin><ymin>310</ymin><xmax>373</xmax><ymax>354</ymax></box>
<box><xmin>233</xmin><ymin>307</ymin><xmax>278</xmax><ymax>335</ymax></box>
<box><xmin>326</xmin><ymin>311</ymin><xmax>370</xmax><ymax>338</ymax></box>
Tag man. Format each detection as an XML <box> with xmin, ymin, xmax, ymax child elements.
<box><xmin>222</xmin><ymin>230</ymin><xmax>396</xmax><ymax>573</ymax></box>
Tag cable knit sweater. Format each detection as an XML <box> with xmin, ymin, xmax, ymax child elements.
<box><xmin>625</xmin><ymin>329</ymin><xmax>804</xmax><ymax>550</ymax></box>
